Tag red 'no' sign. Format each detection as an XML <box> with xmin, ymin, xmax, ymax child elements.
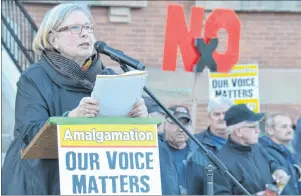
<box><xmin>162</xmin><ymin>4</ymin><xmax>241</xmax><ymax>73</ymax></box>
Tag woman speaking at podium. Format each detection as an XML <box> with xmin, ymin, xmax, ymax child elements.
<box><xmin>2</xmin><ymin>3</ymin><xmax>149</xmax><ymax>195</ymax></box>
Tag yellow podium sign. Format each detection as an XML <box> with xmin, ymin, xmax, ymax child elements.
<box><xmin>55</xmin><ymin>117</ymin><xmax>162</xmax><ymax>195</ymax></box>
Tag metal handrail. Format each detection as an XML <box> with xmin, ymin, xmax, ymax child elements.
<box><xmin>2</xmin><ymin>14</ymin><xmax>35</xmax><ymax>64</ymax></box>
<box><xmin>15</xmin><ymin>0</ymin><xmax>38</xmax><ymax>31</ymax></box>
<box><xmin>1</xmin><ymin>0</ymin><xmax>39</xmax><ymax>72</ymax></box>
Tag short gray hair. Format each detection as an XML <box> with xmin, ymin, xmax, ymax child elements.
<box><xmin>265</xmin><ymin>113</ymin><xmax>290</xmax><ymax>128</ymax></box>
<box><xmin>228</xmin><ymin>121</ymin><xmax>259</xmax><ymax>134</ymax></box>
<box><xmin>227</xmin><ymin>121</ymin><xmax>245</xmax><ymax>134</ymax></box>
<box><xmin>207</xmin><ymin>97</ymin><xmax>234</xmax><ymax>113</ymax></box>
<box><xmin>32</xmin><ymin>3</ymin><xmax>93</xmax><ymax>55</ymax></box>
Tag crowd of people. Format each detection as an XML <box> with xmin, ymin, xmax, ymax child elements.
<box><xmin>146</xmin><ymin>92</ymin><xmax>300</xmax><ymax>195</ymax></box>
<box><xmin>146</xmin><ymin>97</ymin><xmax>301</xmax><ymax>195</ymax></box>
<box><xmin>1</xmin><ymin>2</ymin><xmax>300</xmax><ymax>195</ymax></box>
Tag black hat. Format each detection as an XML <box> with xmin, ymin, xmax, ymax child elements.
<box><xmin>225</xmin><ymin>104</ymin><xmax>265</xmax><ymax>126</ymax></box>
<box><xmin>168</xmin><ymin>105</ymin><xmax>191</xmax><ymax>121</ymax></box>
<box><xmin>143</xmin><ymin>96</ymin><xmax>165</xmax><ymax>114</ymax></box>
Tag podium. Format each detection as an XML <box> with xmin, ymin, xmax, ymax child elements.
<box><xmin>21</xmin><ymin>117</ymin><xmax>162</xmax><ymax>195</ymax></box>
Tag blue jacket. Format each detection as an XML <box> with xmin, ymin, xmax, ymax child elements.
<box><xmin>178</xmin><ymin>139</ymin><xmax>199</xmax><ymax>194</ymax></box>
<box><xmin>259</xmin><ymin>136</ymin><xmax>301</xmax><ymax>195</ymax></box>
<box><xmin>185</xmin><ymin>144</ymin><xmax>210</xmax><ymax>195</ymax></box>
<box><xmin>293</xmin><ymin>118</ymin><xmax>301</xmax><ymax>164</ymax></box>
<box><xmin>194</xmin><ymin>128</ymin><xmax>227</xmax><ymax>155</ymax></box>
<box><xmin>159</xmin><ymin>133</ymin><xmax>207</xmax><ymax>195</ymax></box>
<box><xmin>157</xmin><ymin>134</ymin><xmax>180</xmax><ymax>195</ymax></box>
<box><xmin>186</xmin><ymin>129</ymin><xmax>228</xmax><ymax>195</ymax></box>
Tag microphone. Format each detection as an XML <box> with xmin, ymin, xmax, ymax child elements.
<box><xmin>94</xmin><ymin>41</ymin><xmax>145</xmax><ymax>70</ymax></box>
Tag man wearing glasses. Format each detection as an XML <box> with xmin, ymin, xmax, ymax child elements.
<box><xmin>144</xmin><ymin>97</ymin><xmax>181</xmax><ymax>195</ymax></box>
<box><xmin>162</xmin><ymin>105</ymin><xmax>195</xmax><ymax>195</ymax></box>
<box><xmin>213</xmin><ymin>104</ymin><xmax>290</xmax><ymax>195</ymax></box>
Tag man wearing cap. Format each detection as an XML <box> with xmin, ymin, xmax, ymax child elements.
<box><xmin>259</xmin><ymin>114</ymin><xmax>301</xmax><ymax>194</ymax></box>
<box><xmin>213</xmin><ymin>104</ymin><xmax>290</xmax><ymax>195</ymax></box>
<box><xmin>163</xmin><ymin>105</ymin><xmax>196</xmax><ymax>195</ymax></box>
<box><xmin>143</xmin><ymin>96</ymin><xmax>180</xmax><ymax>195</ymax></box>
<box><xmin>194</xmin><ymin>97</ymin><xmax>234</xmax><ymax>154</ymax></box>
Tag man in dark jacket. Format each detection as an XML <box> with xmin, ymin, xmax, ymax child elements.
<box><xmin>259</xmin><ymin>113</ymin><xmax>301</xmax><ymax>194</ymax></box>
<box><xmin>162</xmin><ymin>105</ymin><xmax>198</xmax><ymax>195</ymax></box>
<box><xmin>145</xmin><ymin>99</ymin><xmax>208</xmax><ymax>195</ymax></box>
<box><xmin>145</xmin><ymin>97</ymin><xmax>180</xmax><ymax>195</ymax></box>
<box><xmin>187</xmin><ymin>97</ymin><xmax>233</xmax><ymax>195</ymax></box>
<box><xmin>194</xmin><ymin>97</ymin><xmax>234</xmax><ymax>154</ymax></box>
<box><xmin>213</xmin><ymin>104</ymin><xmax>290</xmax><ymax>195</ymax></box>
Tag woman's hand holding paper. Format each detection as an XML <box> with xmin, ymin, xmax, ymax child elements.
<box><xmin>69</xmin><ymin>97</ymin><xmax>100</xmax><ymax>117</ymax></box>
<box><xmin>128</xmin><ymin>98</ymin><xmax>148</xmax><ymax>118</ymax></box>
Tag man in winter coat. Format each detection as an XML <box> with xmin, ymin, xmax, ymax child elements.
<box><xmin>213</xmin><ymin>104</ymin><xmax>290</xmax><ymax>195</ymax></box>
<box><xmin>259</xmin><ymin>113</ymin><xmax>300</xmax><ymax>194</ymax></box>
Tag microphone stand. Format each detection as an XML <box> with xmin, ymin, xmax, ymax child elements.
<box><xmin>205</xmin><ymin>164</ymin><xmax>216</xmax><ymax>195</ymax></box>
<box><xmin>117</xmin><ymin>62</ymin><xmax>250</xmax><ymax>195</ymax></box>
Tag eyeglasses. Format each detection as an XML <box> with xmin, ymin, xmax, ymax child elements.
<box><xmin>241</xmin><ymin>124</ymin><xmax>260</xmax><ymax>129</ymax></box>
<box><xmin>274</xmin><ymin>124</ymin><xmax>294</xmax><ymax>129</ymax></box>
<box><xmin>56</xmin><ymin>24</ymin><xmax>95</xmax><ymax>34</ymax></box>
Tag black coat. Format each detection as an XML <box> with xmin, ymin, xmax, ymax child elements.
<box><xmin>1</xmin><ymin>57</ymin><xmax>116</xmax><ymax>194</ymax></box>
<box><xmin>213</xmin><ymin>137</ymin><xmax>278</xmax><ymax>195</ymax></box>
<box><xmin>259</xmin><ymin>136</ymin><xmax>301</xmax><ymax>195</ymax></box>
<box><xmin>1</xmin><ymin>56</ymin><xmax>177</xmax><ymax>195</ymax></box>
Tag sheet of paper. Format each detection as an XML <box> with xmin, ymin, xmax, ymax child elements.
<box><xmin>91</xmin><ymin>71</ymin><xmax>148</xmax><ymax>117</ymax></box>
<box><xmin>277</xmin><ymin>175</ymin><xmax>291</xmax><ymax>195</ymax></box>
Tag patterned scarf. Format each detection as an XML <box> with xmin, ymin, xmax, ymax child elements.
<box><xmin>39</xmin><ymin>50</ymin><xmax>113</xmax><ymax>92</ymax></box>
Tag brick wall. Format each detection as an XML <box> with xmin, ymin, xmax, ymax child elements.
<box><xmin>23</xmin><ymin>1</ymin><xmax>301</xmax><ymax>131</ymax></box>
<box><xmin>24</xmin><ymin>1</ymin><xmax>301</xmax><ymax>68</ymax></box>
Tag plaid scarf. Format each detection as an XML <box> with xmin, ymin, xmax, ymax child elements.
<box><xmin>39</xmin><ymin>50</ymin><xmax>108</xmax><ymax>92</ymax></box>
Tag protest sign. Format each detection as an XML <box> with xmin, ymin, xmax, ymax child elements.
<box><xmin>209</xmin><ymin>64</ymin><xmax>260</xmax><ymax>112</ymax></box>
<box><xmin>57</xmin><ymin>118</ymin><xmax>161</xmax><ymax>195</ymax></box>
<box><xmin>162</xmin><ymin>4</ymin><xmax>241</xmax><ymax>73</ymax></box>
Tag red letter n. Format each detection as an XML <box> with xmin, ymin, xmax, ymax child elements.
<box><xmin>162</xmin><ymin>4</ymin><xmax>204</xmax><ymax>72</ymax></box>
